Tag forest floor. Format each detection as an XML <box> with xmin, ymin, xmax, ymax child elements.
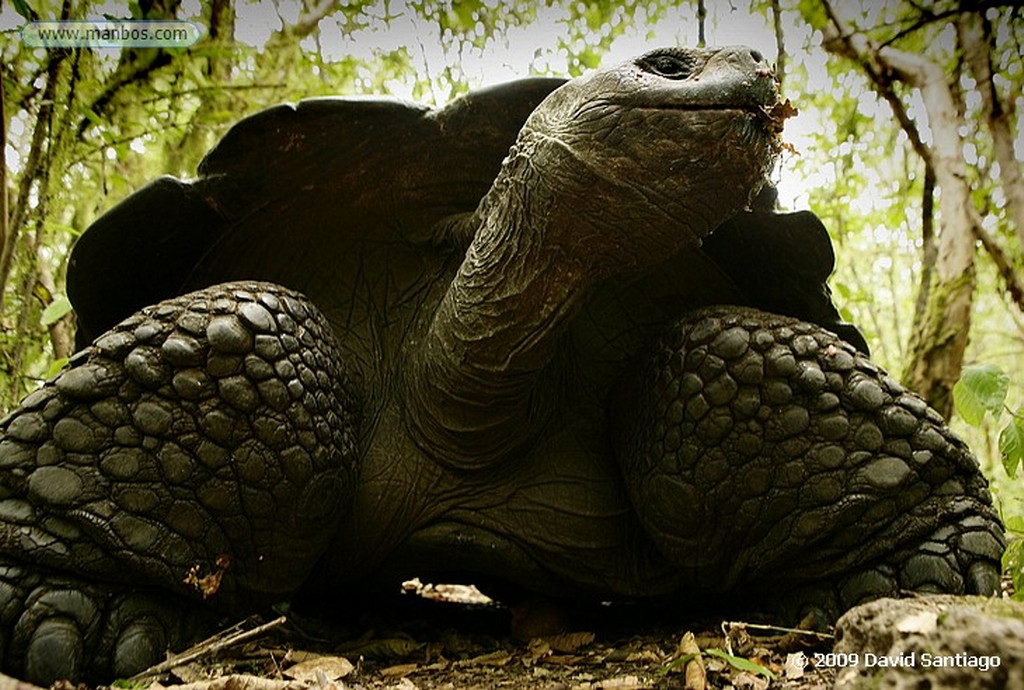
<box><xmin>44</xmin><ymin>582</ymin><xmax>841</xmax><ymax>690</ymax></box>
<box><xmin>4</xmin><ymin>577</ymin><xmax>1017</xmax><ymax>690</ymax></box>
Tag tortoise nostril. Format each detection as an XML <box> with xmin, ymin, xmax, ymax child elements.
<box><xmin>749</xmin><ymin>50</ymin><xmax>765</xmax><ymax>63</ymax></box>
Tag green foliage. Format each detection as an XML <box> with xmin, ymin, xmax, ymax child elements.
<box><xmin>40</xmin><ymin>295</ymin><xmax>72</xmax><ymax>327</ymax></box>
<box><xmin>11</xmin><ymin>0</ymin><xmax>36</xmax><ymax>21</ymax></box>
<box><xmin>660</xmin><ymin>648</ymin><xmax>777</xmax><ymax>680</ymax></box>
<box><xmin>953</xmin><ymin>360</ymin><xmax>1024</xmax><ymax>600</ymax></box>
<box><xmin>558</xmin><ymin>0</ymin><xmax>670</xmax><ymax>76</ymax></box>
<box><xmin>704</xmin><ymin>648</ymin><xmax>777</xmax><ymax>680</ymax></box>
<box><xmin>1005</xmin><ymin>516</ymin><xmax>1024</xmax><ymax>602</ymax></box>
<box><xmin>786</xmin><ymin>48</ymin><xmax>925</xmax><ymax>372</ymax></box>
<box><xmin>1000</xmin><ymin>417</ymin><xmax>1024</xmax><ymax>480</ymax></box>
<box><xmin>954</xmin><ymin>363</ymin><xmax>1023</xmax><ymax>479</ymax></box>
<box><xmin>954</xmin><ymin>363</ymin><xmax>1010</xmax><ymax>427</ymax></box>
<box><xmin>659</xmin><ymin>652</ymin><xmax>698</xmax><ymax>675</ymax></box>
<box><xmin>46</xmin><ymin>357</ymin><xmax>69</xmax><ymax>378</ymax></box>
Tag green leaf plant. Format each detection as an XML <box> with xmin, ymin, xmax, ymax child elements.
<box><xmin>954</xmin><ymin>363</ymin><xmax>1021</xmax><ymax>477</ymax></box>
<box><xmin>954</xmin><ymin>363</ymin><xmax>1024</xmax><ymax>600</ymax></box>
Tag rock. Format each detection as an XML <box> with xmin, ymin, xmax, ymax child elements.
<box><xmin>832</xmin><ymin>595</ymin><xmax>1024</xmax><ymax>689</ymax></box>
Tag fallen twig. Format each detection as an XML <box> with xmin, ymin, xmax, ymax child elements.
<box><xmin>130</xmin><ymin>616</ymin><xmax>289</xmax><ymax>680</ymax></box>
<box><xmin>721</xmin><ymin>620</ymin><xmax>835</xmax><ymax>639</ymax></box>
<box><xmin>145</xmin><ymin>674</ymin><xmax>310</xmax><ymax>690</ymax></box>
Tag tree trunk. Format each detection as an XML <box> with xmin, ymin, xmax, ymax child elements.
<box><xmin>879</xmin><ymin>47</ymin><xmax>976</xmax><ymax>420</ymax></box>
<box><xmin>36</xmin><ymin>245</ymin><xmax>73</xmax><ymax>362</ymax></box>
<box><xmin>912</xmin><ymin>166</ymin><xmax>937</xmax><ymax>329</ymax></box>
<box><xmin>819</xmin><ymin>3</ymin><xmax>977</xmax><ymax>420</ymax></box>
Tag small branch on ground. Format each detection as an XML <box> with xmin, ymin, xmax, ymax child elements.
<box><xmin>149</xmin><ymin>675</ymin><xmax>309</xmax><ymax>690</ymax></box>
<box><xmin>130</xmin><ymin>616</ymin><xmax>288</xmax><ymax>681</ymax></box>
<box><xmin>720</xmin><ymin>621</ymin><xmax>834</xmax><ymax>640</ymax></box>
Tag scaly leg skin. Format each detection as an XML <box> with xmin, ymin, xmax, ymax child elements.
<box><xmin>616</xmin><ymin>305</ymin><xmax>1004</xmax><ymax>622</ymax></box>
<box><xmin>0</xmin><ymin>281</ymin><xmax>359</xmax><ymax>683</ymax></box>
<box><xmin>0</xmin><ymin>560</ymin><xmax>216</xmax><ymax>682</ymax></box>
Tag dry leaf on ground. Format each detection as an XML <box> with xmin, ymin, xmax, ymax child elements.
<box><xmin>677</xmin><ymin>632</ymin><xmax>706</xmax><ymax>690</ymax></box>
<box><xmin>380</xmin><ymin>663</ymin><xmax>420</xmax><ymax>678</ymax></box>
<box><xmin>283</xmin><ymin>656</ymin><xmax>355</xmax><ymax>682</ymax></box>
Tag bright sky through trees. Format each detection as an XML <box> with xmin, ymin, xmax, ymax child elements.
<box><xmin>217</xmin><ymin>0</ymin><xmax>929</xmax><ymax>215</ymax></box>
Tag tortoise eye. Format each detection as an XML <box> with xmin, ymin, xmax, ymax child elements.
<box><xmin>638</xmin><ymin>53</ymin><xmax>694</xmax><ymax>80</ymax></box>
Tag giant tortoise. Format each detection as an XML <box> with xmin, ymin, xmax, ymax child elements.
<box><xmin>0</xmin><ymin>46</ymin><xmax>1005</xmax><ymax>683</ymax></box>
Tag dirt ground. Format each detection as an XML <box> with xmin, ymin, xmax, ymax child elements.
<box><xmin>53</xmin><ymin>583</ymin><xmax>841</xmax><ymax>690</ymax></box>
<box><xmin>5</xmin><ymin>577</ymin><xmax>1017</xmax><ymax>690</ymax></box>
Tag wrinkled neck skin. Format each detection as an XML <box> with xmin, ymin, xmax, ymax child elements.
<box><xmin>409</xmin><ymin>126</ymin><xmax>753</xmax><ymax>469</ymax></box>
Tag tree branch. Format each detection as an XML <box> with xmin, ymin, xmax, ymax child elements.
<box><xmin>958</xmin><ymin>9</ymin><xmax>1024</xmax><ymax>252</ymax></box>
<box><xmin>75</xmin><ymin>0</ymin><xmax>183</xmax><ymax>139</ymax></box>
<box><xmin>0</xmin><ymin>50</ymin><xmax>68</xmax><ymax>312</ymax></box>
<box><xmin>76</xmin><ymin>49</ymin><xmax>174</xmax><ymax>139</ymax></box>
<box><xmin>697</xmin><ymin>0</ymin><xmax>706</xmax><ymax>48</ymax></box>
<box><xmin>770</xmin><ymin>0</ymin><xmax>786</xmax><ymax>89</ymax></box>
<box><xmin>973</xmin><ymin>219</ymin><xmax>1024</xmax><ymax>312</ymax></box>
<box><xmin>288</xmin><ymin>0</ymin><xmax>343</xmax><ymax>39</ymax></box>
<box><xmin>881</xmin><ymin>0</ymin><xmax>1019</xmax><ymax>47</ymax></box>
<box><xmin>820</xmin><ymin>4</ymin><xmax>932</xmax><ymax>167</ymax></box>
<box><xmin>1</xmin><ymin>60</ymin><xmax>8</xmax><ymax>293</ymax></box>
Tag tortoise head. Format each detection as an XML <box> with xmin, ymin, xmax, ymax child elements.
<box><xmin>480</xmin><ymin>46</ymin><xmax>785</xmax><ymax>276</ymax></box>
<box><xmin>416</xmin><ymin>47</ymin><xmax>790</xmax><ymax>468</ymax></box>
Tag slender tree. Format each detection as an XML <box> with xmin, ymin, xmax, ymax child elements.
<box><xmin>813</xmin><ymin>0</ymin><xmax>1024</xmax><ymax>420</ymax></box>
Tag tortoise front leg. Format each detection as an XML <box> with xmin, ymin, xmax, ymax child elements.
<box><xmin>614</xmin><ymin>306</ymin><xmax>1004</xmax><ymax>621</ymax></box>
<box><xmin>0</xmin><ymin>282</ymin><xmax>359</xmax><ymax>683</ymax></box>
<box><xmin>0</xmin><ymin>562</ymin><xmax>216</xmax><ymax>682</ymax></box>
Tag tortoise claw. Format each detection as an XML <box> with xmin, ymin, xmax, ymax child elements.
<box><xmin>0</xmin><ymin>560</ymin><xmax>213</xmax><ymax>684</ymax></box>
<box><xmin>25</xmin><ymin>617</ymin><xmax>85</xmax><ymax>684</ymax></box>
<box><xmin>112</xmin><ymin>617</ymin><xmax>169</xmax><ymax>679</ymax></box>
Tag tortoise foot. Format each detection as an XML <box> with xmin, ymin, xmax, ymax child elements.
<box><xmin>615</xmin><ymin>305</ymin><xmax>1004</xmax><ymax>614</ymax></box>
<box><xmin>0</xmin><ymin>281</ymin><xmax>362</xmax><ymax>681</ymax></box>
<box><xmin>790</xmin><ymin>513</ymin><xmax>1004</xmax><ymax>622</ymax></box>
<box><xmin>0</xmin><ymin>560</ymin><xmax>212</xmax><ymax>684</ymax></box>
<box><xmin>891</xmin><ymin>517</ymin><xmax>1004</xmax><ymax>597</ymax></box>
